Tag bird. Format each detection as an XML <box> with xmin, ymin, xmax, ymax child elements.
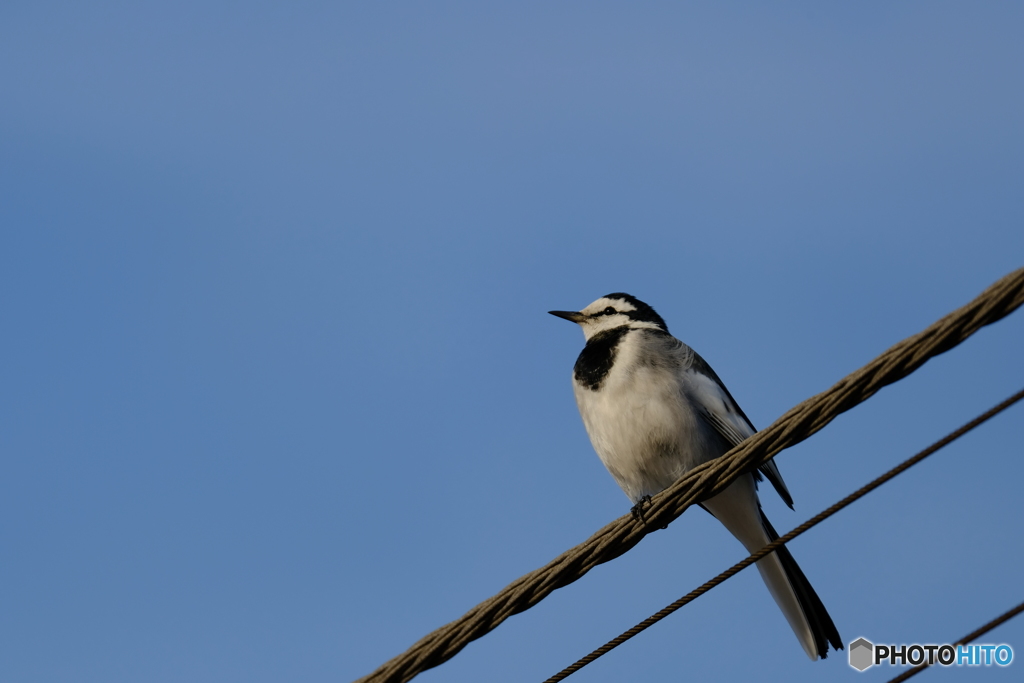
<box><xmin>549</xmin><ymin>293</ymin><xmax>842</xmax><ymax>660</ymax></box>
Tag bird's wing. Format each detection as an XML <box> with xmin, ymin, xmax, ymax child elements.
<box><xmin>683</xmin><ymin>348</ymin><xmax>794</xmax><ymax>509</ymax></box>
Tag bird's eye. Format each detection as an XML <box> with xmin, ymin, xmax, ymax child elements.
<box><xmin>603</xmin><ymin>307</ymin><xmax>616</xmax><ymax>315</ymax></box>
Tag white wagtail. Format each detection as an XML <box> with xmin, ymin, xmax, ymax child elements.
<box><xmin>550</xmin><ymin>293</ymin><xmax>842</xmax><ymax>660</ymax></box>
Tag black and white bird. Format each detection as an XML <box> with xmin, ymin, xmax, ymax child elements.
<box><xmin>550</xmin><ymin>293</ymin><xmax>842</xmax><ymax>660</ymax></box>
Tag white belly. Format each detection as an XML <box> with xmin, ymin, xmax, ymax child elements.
<box><xmin>573</xmin><ymin>360</ymin><xmax>723</xmax><ymax>503</ymax></box>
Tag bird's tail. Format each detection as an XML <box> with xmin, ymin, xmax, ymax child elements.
<box><xmin>702</xmin><ymin>477</ymin><xmax>842</xmax><ymax>660</ymax></box>
<box><xmin>755</xmin><ymin>508</ymin><xmax>843</xmax><ymax>660</ymax></box>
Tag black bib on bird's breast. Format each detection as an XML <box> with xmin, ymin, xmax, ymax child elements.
<box><xmin>573</xmin><ymin>326</ymin><xmax>630</xmax><ymax>390</ymax></box>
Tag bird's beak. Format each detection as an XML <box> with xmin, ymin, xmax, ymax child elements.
<box><xmin>549</xmin><ymin>310</ymin><xmax>586</xmax><ymax>323</ymax></box>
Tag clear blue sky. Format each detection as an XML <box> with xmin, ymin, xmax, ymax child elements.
<box><xmin>2</xmin><ymin>3</ymin><xmax>1022</xmax><ymax>682</ymax></box>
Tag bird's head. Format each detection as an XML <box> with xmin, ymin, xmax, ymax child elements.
<box><xmin>549</xmin><ymin>293</ymin><xmax>668</xmax><ymax>341</ymax></box>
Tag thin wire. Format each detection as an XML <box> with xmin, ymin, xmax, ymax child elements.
<box><xmin>885</xmin><ymin>600</ymin><xmax>1024</xmax><ymax>682</ymax></box>
<box><xmin>544</xmin><ymin>387</ymin><xmax>1024</xmax><ymax>683</ymax></box>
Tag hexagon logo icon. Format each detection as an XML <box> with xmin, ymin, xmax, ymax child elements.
<box><xmin>849</xmin><ymin>638</ymin><xmax>874</xmax><ymax>671</ymax></box>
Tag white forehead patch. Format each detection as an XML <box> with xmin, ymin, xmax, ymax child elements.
<box><xmin>581</xmin><ymin>296</ymin><xmax>637</xmax><ymax>315</ymax></box>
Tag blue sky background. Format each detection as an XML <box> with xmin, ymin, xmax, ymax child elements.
<box><xmin>2</xmin><ymin>2</ymin><xmax>1022</xmax><ymax>682</ymax></box>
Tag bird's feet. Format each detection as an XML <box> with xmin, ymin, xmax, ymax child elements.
<box><xmin>630</xmin><ymin>495</ymin><xmax>652</xmax><ymax>525</ymax></box>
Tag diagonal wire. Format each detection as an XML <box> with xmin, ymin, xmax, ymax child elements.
<box><xmin>544</xmin><ymin>387</ymin><xmax>1024</xmax><ymax>682</ymax></box>
<box><xmin>886</xmin><ymin>600</ymin><xmax>1024</xmax><ymax>682</ymax></box>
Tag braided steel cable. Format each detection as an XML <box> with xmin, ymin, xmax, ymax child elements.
<box><xmin>544</xmin><ymin>387</ymin><xmax>1024</xmax><ymax>681</ymax></box>
<box><xmin>355</xmin><ymin>267</ymin><xmax>1024</xmax><ymax>683</ymax></box>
